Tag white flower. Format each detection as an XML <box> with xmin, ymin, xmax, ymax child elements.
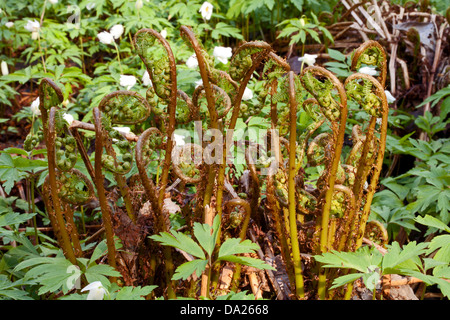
<box><xmin>384</xmin><ymin>90</ymin><xmax>396</xmax><ymax>104</ymax></box>
<box><xmin>186</xmin><ymin>54</ymin><xmax>198</xmax><ymax>69</ymax></box>
<box><xmin>142</xmin><ymin>70</ymin><xmax>152</xmax><ymax>86</ymax></box>
<box><xmin>199</xmin><ymin>1</ymin><xmax>213</xmax><ymax>20</ymax></box>
<box><xmin>298</xmin><ymin>53</ymin><xmax>318</xmax><ymax>67</ymax></box>
<box><xmin>81</xmin><ymin>281</ymin><xmax>106</xmax><ymax>300</ymax></box>
<box><xmin>48</xmin><ymin>0</ymin><xmax>58</xmax><ymax>4</ymax></box>
<box><xmin>30</xmin><ymin>97</ymin><xmax>41</xmax><ymax>116</ymax></box>
<box><xmin>110</xmin><ymin>24</ymin><xmax>124</xmax><ymax>39</ymax></box>
<box><xmin>5</xmin><ymin>21</ymin><xmax>14</xmax><ymax>28</ymax></box>
<box><xmin>25</xmin><ymin>20</ymin><xmax>40</xmax><ymax>33</ymax></box>
<box><xmin>213</xmin><ymin>46</ymin><xmax>232</xmax><ymax>64</ymax></box>
<box><xmin>86</xmin><ymin>3</ymin><xmax>96</xmax><ymax>10</ymax></box>
<box><xmin>1</xmin><ymin>61</ymin><xmax>8</xmax><ymax>76</ymax></box>
<box><xmin>242</xmin><ymin>87</ymin><xmax>253</xmax><ymax>101</ymax></box>
<box><xmin>113</xmin><ymin>126</ymin><xmax>131</xmax><ymax>134</ymax></box>
<box><xmin>160</xmin><ymin>29</ymin><xmax>167</xmax><ymax>39</ymax></box>
<box><xmin>195</xmin><ymin>79</ymin><xmax>203</xmax><ymax>89</ymax></box>
<box><xmin>163</xmin><ymin>198</ymin><xmax>181</xmax><ymax>214</ymax></box>
<box><xmin>135</xmin><ymin>0</ymin><xmax>143</xmax><ymax>10</ymax></box>
<box><xmin>63</xmin><ymin>113</ymin><xmax>74</xmax><ymax>126</ymax></box>
<box><xmin>173</xmin><ymin>133</ymin><xmax>185</xmax><ymax>146</ymax></box>
<box><xmin>97</xmin><ymin>31</ymin><xmax>114</xmax><ymax>45</ymax></box>
<box><xmin>358</xmin><ymin>66</ymin><xmax>378</xmax><ymax>76</ymax></box>
<box><xmin>119</xmin><ymin>75</ymin><xmax>137</xmax><ymax>90</ymax></box>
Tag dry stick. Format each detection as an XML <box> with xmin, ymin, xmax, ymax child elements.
<box><xmin>287</xmin><ymin>71</ymin><xmax>305</xmax><ymax>300</ymax></box>
<box><xmin>388</xmin><ymin>7</ymin><xmax>405</xmax><ymax>95</ymax></box>
<box><xmin>93</xmin><ymin>108</ymin><xmax>117</xmax><ymax>278</ymax></box>
<box><xmin>351</xmin><ymin>0</ymin><xmax>386</xmax><ymax>39</ymax></box>
<box><xmin>419</xmin><ymin>21</ymin><xmax>448</xmax><ymax>141</ymax></box>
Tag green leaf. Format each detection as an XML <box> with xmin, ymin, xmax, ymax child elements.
<box><xmin>150</xmin><ymin>231</ymin><xmax>206</xmax><ymax>259</ymax></box>
<box><xmin>328</xmin><ymin>48</ymin><xmax>347</xmax><ymax>62</ymax></box>
<box><xmin>172</xmin><ymin>259</ymin><xmax>208</xmax><ymax>281</ymax></box>
<box><xmin>88</xmin><ymin>240</ymin><xmax>109</xmax><ymax>266</ymax></box>
<box><xmin>84</xmin><ymin>264</ymin><xmax>121</xmax><ymax>284</ymax></box>
<box><xmin>217</xmin><ymin>255</ymin><xmax>275</xmax><ymax>270</ymax></box>
<box><xmin>314</xmin><ymin>246</ymin><xmax>382</xmax><ymax>273</ymax></box>
<box><xmin>382</xmin><ymin>241</ymin><xmax>428</xmax><ymax>274</ymax></box>
<box><xmin>193</xmin><ymin>215</ymin><xmax>220</xmax><ymax>257</ymax></box>
<box><xmin>218</xmin><ymin>238</ymin><xmax>260</xmax><ymax>258</ymax></box>
<box><xmin>329</xmin><ymin>273</ymin><xmax>364</xmax><ymax>290</ymax></box>
<box><xmin>114</xmin><ymin>285</ymin><xmax>157</xmax><ymax>300</ymax></box>
<box><xmin>415</xmin><ymin>215</ymin><xmax>450</xmax><ymax>233</ymax></box>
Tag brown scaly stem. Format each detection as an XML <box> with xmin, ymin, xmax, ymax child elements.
<box><xmin>93</xmin><ymin>107</ymin><xmax>117</xmax><ymax>277</ymax></box>
<box><xmin>225</xmin><ymin>198</ymin><xmax>252</xmax><ymax>292</ymax></box>
<box><xmin>210</xmin><ymin>41</ymin><xmax>272</xmax><ymax>291</ymax></box>
<box><xmin>134</xmin><ymin>29</ymin><xmax>178</xmax><ymax>212</ymax></box>
<box><xmin>180</xmin><ymin>26</ymin><xmax>219</xmax><ymax>221</ymax></box>
<box><xmin>300</xmin><ymin>66</ymin><xmax>348</xmax><ymax>300</ymax></box>
<box><xmin>69</xmin><ymin>128</ymin><xmax>96</xmax><ymax>182</ymax></box>
<box><xmin>215</xmin><ymin>41</ymin><xmax>272</xmax><ymax>222</ymax></box>
<box><xmin>135</xmin><ymin>127</ymin><xmax>176</xmax><ymax>299</ymax></box>
<box><xmin>102</xmin><ymin>137</ymin><xmax>136</xmax><ymax>224</ymax></box>
<box><xmin>287</xmin><ymin>71</ymin><xmax>306</xmax><ymax>299</ymax></box>
<box><xmin>46</xmin><ymin>107</ymin><xmax>77</xmax><ymax>265</ymax></box>
<box><xmin>354</xmin><ymin>91</ymin><xmax>388</xmax><ymax>250</ymax></box>
<box><xmin>343</xmin><ymin>73</ymin><xmax>387</xmax><ymax>251</ymax></box>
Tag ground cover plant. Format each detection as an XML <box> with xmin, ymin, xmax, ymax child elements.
<box><xmin>0</xmin><ymin>0</ymin><xmax>449</xmax><ymax>301</ymax></box>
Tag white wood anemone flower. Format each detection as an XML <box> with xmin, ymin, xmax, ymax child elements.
<box><xmin>81</xmin><ymin>281</ymin><xmax>107</xmax><ymax>300</ymax></box>
<box><xmin>30</xmin><ymin>97</ymin><xmax>41</xmax><ymax>116</ymax></box>
<box><xmin>142</xmin><ymin>70</ymin><xmax>152</xmax><ymax>86</ymax></box>
<box><xmin>25</xmin><ymin>20</ymin><xmax>40</xmax><ymax>40</ymax></box>
<box><xmin>25</xmin><ymin>20</ymin><xmax>40</xmax><ymax>33</ymax></box>
<box><xmin>384</xmin><ymin>90</ymin><xmax>396</xmax><ymax>104</ymax></box>
<box><xmin>199</xmin><ymin>1</ymin><xmax>213</xmax><ymax>20</ymax></box>
<box><xmin>195</xmin><ymin>79</ymin><xmax>203</xmax><ymax>89</ymax></box>
<box><xmin>5</xmin><ymin>21</ymin><xmax>14</xmax><ymax>28</ymax></box>
<box><xmin>135</xmin><ymin>0</ymin><xmax>143</xmax><ymax>10</ymax></box>
<box><xmin>298</xmin><ymin>53</ymin><xmax>318</xmax><ymax>67</ymax></box>
<box><xmin>213</xmin><ymin>46</ymin><xmax>232</xmax><ymax>64</ymax></box>
<box><xmin>97</xmin><ymin>31</ymin><xmax>114</xmax><ymax>45</ymax></box>
<box><xmin>160</xmin><ymin>29</ymin><xmax>167</xmax><ymax>39</ymax></box>
<box><xmin>110</xmin><ymin>24</ymin><xmax>124</xmax><ymax>39</ymax></box>
<box><xmin>1</xmin><ymin>61</ymin><xmax>8</xmax><ymax>76</ymax></box>
<box><xmin>113</xmin><ymin>126</ymin><xmax>131</xmax><ymax>135</ymax></box>
<box><xmin>242</xmin><ymin>87</ymin><xmax>253</xmax><ymax>101</ymax></box>
<box><xmin>358</xmin><ymin>66</ymin><xmax>378</xmax><ymax>76</ymax></box>
<box><xmin>63</xmin><ymin>113</ymin><xmax>74</xmax><ymax>126</ymax></box>
<box><xmin>119</xmin><ymin>75</ymin><xmax>137</xmax><ymax>90</ymax></box>
<box><xmin>186</xmin><ymin>54</ymin><xmax>198</xmax><ymax>69</ymax></box>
